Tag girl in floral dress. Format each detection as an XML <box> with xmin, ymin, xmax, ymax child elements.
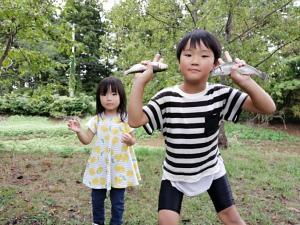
<box><xmin>68</xmin><ymin>76</ymin><xmax>141</xmax><ymax>225</ymax></box>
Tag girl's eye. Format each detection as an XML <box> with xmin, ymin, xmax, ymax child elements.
<box><xmin>112</xmin><ymin>92</ymin><xmax>118</xmax><ymax>96</ymax></box>
<box><xmin>202</xmin><ymin>55</ymin><xmax>209</xmax><ymax>58</ymax></box>
<box><xmin>184</xmin><ymin>54</ymin><xmax>192</xmax><ymax>57</ymax></box>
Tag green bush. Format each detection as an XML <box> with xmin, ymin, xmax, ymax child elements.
<box><xmin>0</xmin><ymin>93</ymin><xmax>95</xmax><ymax>118</ymax></box>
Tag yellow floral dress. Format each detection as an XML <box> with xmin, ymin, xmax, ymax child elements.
<box><xmin>83</xmin><ymin>114</ymin><xmax>141</xmax><ymax>190</ymax></box>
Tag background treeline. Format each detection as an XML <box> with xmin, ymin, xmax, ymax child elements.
<box><xmin>0</xmin><ymin>0</ymin><xmax>299</xmax><ymax>121</ymax></box>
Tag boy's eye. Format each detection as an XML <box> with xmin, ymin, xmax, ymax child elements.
<box><xmin>202</xmin><ymin>55</ymin><xmax>209</xmax><ymax>58</ymax></box>
<box><xmin>184</xmin><ymin>53</ymin><xmax>192</xmax><ymax>57</ymax></box>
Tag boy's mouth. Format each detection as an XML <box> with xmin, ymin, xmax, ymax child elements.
<box><xmin>188</xmin><ymin>68</ymin><xmax>201</xmax><ymax>73</ymax></box>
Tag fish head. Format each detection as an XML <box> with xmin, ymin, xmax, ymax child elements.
<box><xmin>158</xmin><ymin>62</ymin><xmax>168</xmax><ymax>70</ymax></box>
<box><xmin>211</xmin><ymin>64</ymin><xmax>231</xmax><ymax>76</ymax></box>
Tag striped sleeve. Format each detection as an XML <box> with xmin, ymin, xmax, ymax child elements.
<box><xmin>142</xmin><ymin>98</ymin><xmax>163</xmax><ymax>135</ymax></box>
<box><xmin>222</xmin><ymin>88</ymin><xmax>248</xmax><ymax>123</ymax></box>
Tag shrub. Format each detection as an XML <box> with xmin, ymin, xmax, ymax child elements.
<box><xmin>0</xmin><ymin>93</ymin><xmax>95</xmax><ymax>118</ymax></box>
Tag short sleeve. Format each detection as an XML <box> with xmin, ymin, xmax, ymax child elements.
<box><xmin>142</xmin><ymin>99</ymin><xmax>163</xmax><ymax>135</ymax></box>
<box><xmin>86</xmin><ymin>116</ymin><xmax>98</xmax><ymax>134</ymax></box>
<box><xmin>222</xmin><ymin>87</ymin><xmax>248</xmax><ymax>123</ymax></box>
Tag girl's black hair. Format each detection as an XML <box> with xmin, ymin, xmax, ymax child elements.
<box><xmin>176</xmin><ymin>29</ymin><xmax>221</xmax><ymax>64</ymax></box>
<box><xmin>96</xmin><ymin>76</ymin><xmax>127</xmax><ymax>122</ymax></box>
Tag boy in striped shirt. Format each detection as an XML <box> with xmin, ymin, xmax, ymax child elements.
<box><xmin>128</xmin><ymin>29</ymin><xmax>276</xmax><ymax>225</ymax></box>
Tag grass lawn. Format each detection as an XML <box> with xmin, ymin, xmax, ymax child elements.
<box><xmin>0</xmin><ymin>116</ymin><xmax>299</xmax><ymax>225</ymax></box>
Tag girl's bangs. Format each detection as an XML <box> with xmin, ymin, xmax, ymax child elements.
<box><xmin>99</xmin><ymin>80</ymin><xmax>118</xmax><ymax>95</ymax></box>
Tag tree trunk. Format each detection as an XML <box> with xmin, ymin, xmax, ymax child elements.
<box><xmin>0</xmin><ymin>33</ymin><xmax>14</xmax><ymax>68</ymax></box>
<box><xmin>218</xmin><ymin>8</ymin><xmax>233</xmax><ymax>149</ymax></box>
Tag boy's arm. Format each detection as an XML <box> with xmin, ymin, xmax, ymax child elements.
<box><xmin>237</xmin><ymin>78</ymin><xmax>276</xmax><ymax>114</ymax></box>
<box><xmin>128</xmin><ymin>54</ymin><xmax>161</xmax><ymax>127</ymax></box>
<box><xmin>221</xmin><ymin>51</ymin><xmax>276</xmax><ymax>114</ymax></box>
<box><xmin>128</xmin><ymin>77</ymin><xmax>150</xmax><ymax>127</ymax></box>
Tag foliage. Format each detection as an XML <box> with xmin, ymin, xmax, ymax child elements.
<box><xmin>0</xmin><ymin>0</ymin><xmax>65</xmax><ymax>93</ymax></box>
<box><xmin>0</xmin><ymin>93</ymin><xmax>95</xmax><ymax>118</ymax></box>
<box><xmin>60</xmin><ymin>0</ymin><xmax>114</xmax><ymax>95</ymax></box>
<box><xmin>0</xmin><ymin>0</ymin><xmax>300</xmax><ymax>120</ymax></box>
<box><xmin>108</xmin><ymin>0</ymin><xmax>300</xmax><ymax>120</ymax></box>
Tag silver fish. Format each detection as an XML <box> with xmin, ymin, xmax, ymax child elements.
<box><xmin>211</xmin><ymin>62</ymin><xmax>268</xmax><ymax>80</ymax></box>
<box><xmin>124</xmin><ymin>62</ymin><xmax>168</xmax><ymax>75</ymax></box>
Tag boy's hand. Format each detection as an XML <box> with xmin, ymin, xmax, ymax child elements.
<box><xmin>134</xmin><ymin>53</ymin><xmax>162</xmax><ymax>85</ymax></box>
<box><xmin>218</xmin><ymin>51</ymin><xmax>252</xmax><ymax>85</ymax></box>
<box><xmin>67</xmin><ymin>118</ymin><xmax>81</xmax><ymax>133</ymax></box>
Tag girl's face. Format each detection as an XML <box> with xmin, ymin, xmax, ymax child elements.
<box><xmin>179</xmin><ymin>40</ymin><xmax>216</xmax><ymax>85</ymax></box>
<box><xmin>100</xmin><ymin>86</ymin><xmax>120</xmax><ymax>114</ymax></box>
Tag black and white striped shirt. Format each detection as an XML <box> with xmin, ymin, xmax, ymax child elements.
<box><xmin>143</xmin><ymin>83</ymin><xmax>248</xmax><ymax>182</ymax></box>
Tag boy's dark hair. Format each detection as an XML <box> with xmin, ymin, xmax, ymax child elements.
<box><xmin>96</xmin><ymin>76</ymin><xmax>127</xmax><ymax>121</ymax></box>
<box><xmin>176</xmin><ymin>29</ymin><xmax>221</xmax><ymax>64</ymax></box>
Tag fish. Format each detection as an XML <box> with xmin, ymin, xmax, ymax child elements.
<box><xmin>123</xmin><ymin>62</ymin><xmax>168</xmax><ymax>75</ymax></box>
<box><xmin>211</xmin><ymin>62</ymin><xmax>268</xmax><ymax>80</ymax></box>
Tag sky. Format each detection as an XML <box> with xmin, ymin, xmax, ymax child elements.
<box><xmin>102</xmin><ymin>0</ymin><xmax>120</xmax><ymax>11</ymax></box>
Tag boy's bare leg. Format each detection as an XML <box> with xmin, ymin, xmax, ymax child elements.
<box><xmin>158</xmin><ymin>209</ymin><xmax>180</xmax><ymax>225</ymax></box>
<box><xmin>217</xmin><ymin>205</ymin><xmax>246</xmax><ymax>225</ymax></box>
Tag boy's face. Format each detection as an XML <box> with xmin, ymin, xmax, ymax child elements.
<box><xmin>179</xmin><ymin>40</ymin><xmax>216</xmax><ymax>84</ymax></box>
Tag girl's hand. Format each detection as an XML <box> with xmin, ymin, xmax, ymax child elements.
<box><xmin>218</xmin><ymin>51</ymin><xmax>252</xmax><ymax>85</ymax></box>
<box><xmin>121</xmin><ymin>133</ymin><xmax>135</xmax><ymax>146</ymax></box>
<box><xmin>67</xmin><ymin>118</ymin><xmax>81</xmax><ymax>133</ymax></box>
<box><xmin>134</xmin><ymin>53</ymin><xmax>162</xmax><ymax>85</ymax></box>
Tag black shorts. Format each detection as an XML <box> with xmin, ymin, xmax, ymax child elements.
<box><xmin>158</xmin><ymin>175</ymin><xmax>235</xmax><ymax>214</ymax></box>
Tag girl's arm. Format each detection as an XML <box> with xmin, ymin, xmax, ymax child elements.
<box><xmin>122</xmin><ymin>131</ymin><xmax>136</xmax><ymax>146</ymax></box>
<box><xmin>68</xmin><ymin>119</ymin><xmax>95</xmax><ymax>145</ymax></box>
<box><xmin>128</xmin><ymin>54</ymin><xmax>161</xmax><ymax>127</ymax></box>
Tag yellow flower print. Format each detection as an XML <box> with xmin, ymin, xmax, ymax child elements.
<box><xmin>112</xmin><ymin>127</ymin><xmax>119</xmax><ymax>135</ymax></box>
<box><xmin>122</xmin><ymin>154</ymin><xmax>129</xmax><ymax>162</ymax></box>
<box><xmin>114</xmin><ymin>153</ymin><xmax>128</xmax><ymax>161</ymax></box>
<box><xmin>114</xmin><ymin>154</ymin><xmax>123</xmax><ymax>161</ymax></box>
<box><xmin>121</xmin><ymin>145</ymin><xmax>128</xmax><ymax>151</ymax></box>
<box><xmin>89</xmin><ymin>156</ymin><xmax>98</xmax><ymax>164</ymax></box>
<box><xmin>94</xmin><ymin>146</ymin><xmax>101</xmax><ymax>153</ymax></box>
<box><xmin>91</xmin><ymin>178</ymin><xmax>100</xmax><ymax>186</ymax></box>
<box><xmin>101</xmin><ymin>125</ymin><xmax>109</xmax><ymax>133</ymax></box>
<box><xmin>113</xmin><ymin>117</ymin><xmax>121</xmax><ymax>123</ymax></box>
<box><xmin>104</xmin><ymin>134</ymin><xmax>110</xmax><ymax>142</ymax></box>
<box><xmin>97</xmin><ymin>166</ymin><xmax>103</xmax><ymax>174</ymax></box>
<box><xmin>124</xmin><ymin>124</ymin><xmax>131</xmax><ymax>133</ymax></box>
<box><xmin>112</xmin><ymin>136</ymin><xmax>119</xmax><ymax>146</ymax></box>
<box><xmin>127</xmin><ymin>170</ymin><xmax>133</xmax><ymax>177</ymax></box>
<box><xmin>114</xmin><ymin>176</ymin><xmax>123</xmax><ymax>184</ymax></box>
<box><xmin>89</xmin><ymin>168</ymin><xmax>96</xmax><ymax>176</ymax></box>
<box><xmin>115</xmin><ymin>165</ymin><xmax>125</xmax><ymax>173</ymax></box>
<box><xmin>99</xmin><ymin>177</ymin><xmax>106</xmax><ymax>186</ymax></box>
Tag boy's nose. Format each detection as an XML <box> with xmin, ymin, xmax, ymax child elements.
<box><xmin>191</xmin><ymin>56</ymin><xmax>199</xmax><ymax>65</ymax></box>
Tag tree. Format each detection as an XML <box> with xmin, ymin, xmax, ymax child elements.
<box><xmin>0</xmin><ymin>0</ymin><xmax>64</xmax><ymax>94</ymax></box>
<box><xmin>60</xmin><ymin>0</ymin><xmax>113</xmax><ymax>95</ymax></box>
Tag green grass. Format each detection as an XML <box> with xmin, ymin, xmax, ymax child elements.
<box><xmin>0</xmin><ymin>116</ymin><xmax>299</xmax><ymax>224</ymax></box>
